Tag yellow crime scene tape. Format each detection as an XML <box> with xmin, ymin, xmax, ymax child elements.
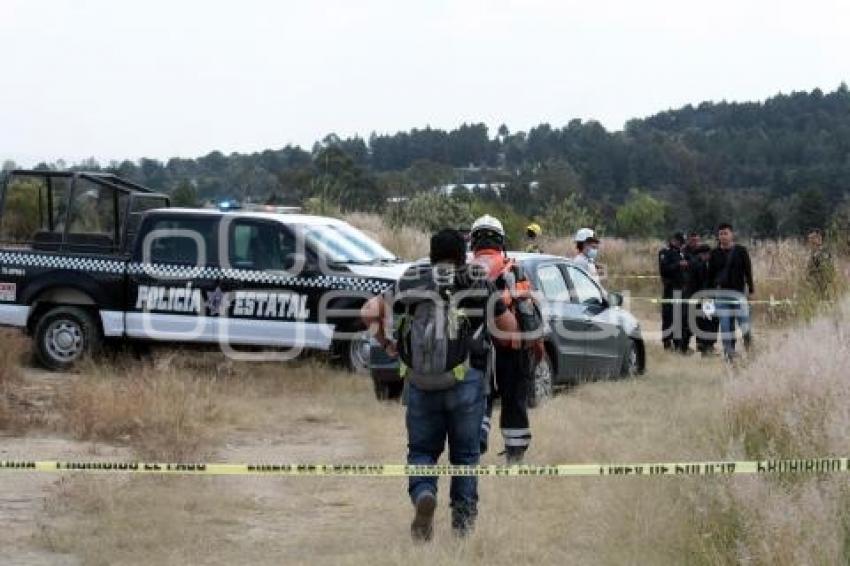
<box><xmin>1</xmin><ymin>458</ymin><xmax>848</xmax><ymax>477</ymax></box>
<box><xmin>607</xmin><ymin>274</ymin><xmax>788</xmax><ymax>281</ymax></box>
<box><xmin>626</xmin><ymin>297</ymin><xmax>795</xmax><ymax>306</ymax></box>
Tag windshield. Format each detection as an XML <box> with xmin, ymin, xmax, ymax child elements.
<box><xmin>299</xmin><ymin>222</ymin><xmax>397</xmax><ymax>264</ymax></box>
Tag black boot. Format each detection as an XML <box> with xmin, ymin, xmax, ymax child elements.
<box><xmin>505</xmin><ymin>447</ymin><xmax>525</xmax><ymax>465</ymax></box>
<box><xmin>410</xmin><ymin>491</ymin><xmax>436</xmax><ymax>542</ymax></box>
<box><xmin>451</xmin><ymin>504</ymin><xmax>478</xmax><ymax>538</ymax></box>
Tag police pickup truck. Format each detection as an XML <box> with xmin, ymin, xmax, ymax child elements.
<box><xmin>0</xmin><ymin>170</ymin><xmax>407</xmax><ymax>371</ymax></box>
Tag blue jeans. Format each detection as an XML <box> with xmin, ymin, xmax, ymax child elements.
<box><xmin>406</xmin><ymin>368</ymin><xmax>485</xmax><ymax>520</ymax></box>
<box><xmin>716</xmin><ymin>294</ymin><xmax>751</xmax><ymax>356</ymax></box>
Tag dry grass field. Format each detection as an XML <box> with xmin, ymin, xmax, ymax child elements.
<box><xmin>1</xmin><ymin>226</ymin><xmax>848</xmax><ymax>565</ymax></box>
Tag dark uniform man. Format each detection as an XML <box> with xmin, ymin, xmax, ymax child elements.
<box><xmin>678</xmin><ymin>231</ymin><xmax>703</xmax><ymax>353</ymax></box>
<box><xmin>658</xmin><ymin>233</ymin><xmax>690</xmax><ymax>351</ymax></box>
<box><xmin>685</xmin><ymin>243</ymin><xmax>717</xmax><ymax>355</ymax></box>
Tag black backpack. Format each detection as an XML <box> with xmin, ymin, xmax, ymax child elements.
<box><xmin>395</xmin><ymin>265</ymin><xmax>473</xmax><ymax>391</ymax></box>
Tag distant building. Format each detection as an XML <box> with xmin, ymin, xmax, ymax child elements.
<box><xmin>437</xmin><ymin>182</ymin><xmax>507</xmax><ymax>197</ymax></box>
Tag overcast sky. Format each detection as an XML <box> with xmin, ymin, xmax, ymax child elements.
<box><xmin>1</xmin><ymin>0</ymin><xmax>848</xmax><ymax>167</ymax></box>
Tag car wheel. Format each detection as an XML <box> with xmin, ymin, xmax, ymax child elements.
<box><xmin>34</xmin><ymin>306</ymin><xmax>101</xmax><ymax>371</ymax></box>
<box><xmin>527</xmin><ymin>351</ymin><xmax>553</xmax><ymax>408</ymax></box>
<box><xmin>619</xmin><ymin>339</ymin><xmax>640</xmax><ymax>378</ymax></box>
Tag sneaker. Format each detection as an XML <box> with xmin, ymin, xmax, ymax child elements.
<box><xmin>410</xmin><ymin>491</ymin><xmax>437</xmax><ymax>542</ymax></box>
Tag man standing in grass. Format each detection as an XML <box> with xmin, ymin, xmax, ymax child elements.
<box><xmin>658</xmin><ymin>232</ymin><xmax>689</xmax><ymax>351</ymax></box>
<box><xmin>806</xmin><ymin>228</ymin><xmax>835</xmax><ymax>300</ymax></box>
<box><xmin>361</xmin><ymin>229</ymin><xmax>517</xmax><ymax>541</ymax></box>
<box><xmin>708</xmin><ymin>223</ymin><xmax>754</xmax><ymax>362</ymax></box>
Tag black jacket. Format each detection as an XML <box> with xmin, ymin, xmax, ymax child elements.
<box><xmin>658</xmin><ymin>246</ymin><xmax>688</xmax><ymax>290</ymax></box>
<box><xmin>708</xmin><ymin>245</ymin><xmax>754</xmax><ymax>293</ymax></box>
<box><xmin>685</xmin><ymin>254</ymin><xmax>713</xmax><ymax>296</ymax></box>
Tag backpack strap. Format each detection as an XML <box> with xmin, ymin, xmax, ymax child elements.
<box><xmin>399</xmin><ymin>359</ymin><xmax>467</xmax><ymax>381</ymax></box>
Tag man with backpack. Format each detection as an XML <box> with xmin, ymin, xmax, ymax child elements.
<box><xmin>470</xmin><ymin>215</ymin><xmax>544</xmax><ymax>464</ymax></box>
<box><xmin>361</xmin><ymin>228</ymin><xmax>518</xmax><ymax>541</ymax></box>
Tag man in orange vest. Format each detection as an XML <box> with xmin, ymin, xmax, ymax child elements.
<box><xmin>470</xmin><ymin>215</ymin><xmax>538</xmax><ymax>463</ymax></box>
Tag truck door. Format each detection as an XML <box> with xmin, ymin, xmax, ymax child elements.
<box><xmin>217</xmin><ymin>217</ymin><xmax>334</xmax><ymax>352</ymax></box>
<box><xmin>125</xmin><ymin>214</ymin><xmax>222</xmax><ymax>343</ymax></box>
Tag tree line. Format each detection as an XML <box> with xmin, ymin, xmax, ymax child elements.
<box><xmin>5</xmin><ymin>84</ymin><xmax>849</xmax><ymax>239</ymax></box>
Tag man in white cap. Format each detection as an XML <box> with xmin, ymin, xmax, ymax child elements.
<box><xmin>573</xmin><ymin>228</ymin><xmax>600</xmax><ymax>282</ymax></box>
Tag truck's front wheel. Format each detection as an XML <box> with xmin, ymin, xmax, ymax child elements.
<box><xmin>34</xmin><ymin>306</ymin><xmax>102</xmax><ymax>371</ymax></box>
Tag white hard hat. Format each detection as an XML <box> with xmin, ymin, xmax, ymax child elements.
<box><xmin>471</xmin><ymin>214</ymin><xmax>505</xmax><ymax>237</ymax></box>
<box><xmin>574</xmin><ymin>227</ymin><xmax>598</xmax><ymax>243</ymax></box>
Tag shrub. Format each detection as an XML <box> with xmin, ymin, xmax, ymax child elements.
<box><xmin>384</xmin><ymin>192</ymin><xmax>474</xmax><ymax>233</ymax></box>
<box><xmin>540</xmin><ymin>193</ymin><xmax>602</xmax><ymax>237</ymax></box>
<box><xmin>615</xmin><ymin>189</ymin><xmax>669</xmax><ymax>238</ymax></box>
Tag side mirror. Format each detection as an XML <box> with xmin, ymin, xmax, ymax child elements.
<box><xmin>608</xmin><ymin>291</ymin><xmax>624</xmax><ymax>308</ymax></box>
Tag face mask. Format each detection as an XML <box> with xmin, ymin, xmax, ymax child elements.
<box><xmin>585</xmin><ymin>247</ymin><xmax>599</xmax><ymax>261</ymax></box>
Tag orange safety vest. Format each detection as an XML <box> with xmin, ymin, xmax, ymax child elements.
<box><xmin>471</xmin><ymin>248</ymin><xmax>537</xmax><ymax>350</ymax></box>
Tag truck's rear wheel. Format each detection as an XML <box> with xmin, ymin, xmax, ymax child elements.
<box><xmin>34</xmin><ymin>306</ymin><xmax>102</xmax><ymax>371</ymax></box>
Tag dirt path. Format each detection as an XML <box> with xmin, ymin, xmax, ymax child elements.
<box><xmin>0</xmin><ymin>435</ymin><xmax>132</xmax><ymax>565</ymax></box>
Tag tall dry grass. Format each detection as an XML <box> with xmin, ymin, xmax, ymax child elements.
<box><xmin>59</xmin><ymin>349</ymin><xmax>375</xmax><ymax>461</ymax></box>
<box><xmin>727</xmin><ymin>300</ymin><xmax>850</xmax><ymax>459</ymax></box>
<box><xmin>681</xmin><ymin>298</ymin><xmax>850</xmax><ymax>565</ymax></box>
<box><xmin>62</xmin><ymin>356</ymin><xmax>227</xmax><ymax>460</ymax></box>
<box><xmin>0</xmin><ymin>330</ymin><xmax>31</xmax><ymax>430</ymax></box>
<box><xmin>344</xmin><ymin>212</ymin><xmax>430</xmax><ymax>260</ymax></box>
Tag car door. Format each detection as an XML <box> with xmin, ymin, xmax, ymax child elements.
<box><xmin>218</xmin><ymin>217</ymin><xmax>334</xmax><ymax>351</ymax></box>
<box><xmin>533</xmin><ymin>262</ymin><xmax>586</xmax><ymax>383</ymax></box>
<box><xmin>125</xmin><ymin>214</ymin><xmax>222</xmax><ymax>342</ymax></box>
<box><xmin>563</xmin><ymin>265</ymin><xmax>624</xmax><ymax>379</ymax></box>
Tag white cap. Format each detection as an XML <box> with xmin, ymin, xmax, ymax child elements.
<box><xmin>471</xmin><ymin>214</ymin><xmax>505</xmax><ymax>237</ymax></box>
<box><xmin>574</xmin><ymin>227</ymin><xmax>598</xmax><ymax>243</ymax></box>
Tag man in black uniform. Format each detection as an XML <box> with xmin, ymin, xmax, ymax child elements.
<box><xmin>685</xmin><ymin>243</ymin><xmax>717</xmax><ymax>355</ymax></box>
<box><xmin>677</xmin><ymin>231</ymin><xmax>704</xmax><ymax>353</ymax></box>
<box><xmin>658</xmin><ymin>233</ymin><xmax>689</xmax><ymax>351</ymax></box>
<box><xmin>683</xmin><ymin>231</ymin><xmax>701</xmax><ymax>258</ymax></box>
